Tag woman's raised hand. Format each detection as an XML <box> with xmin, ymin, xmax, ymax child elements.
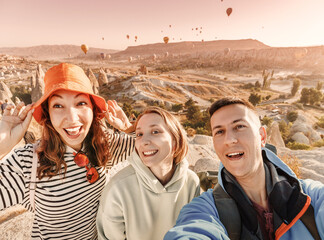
<box><xmin>0</xmin><ymin>102</ymin><xmax>34</xmax><ymax>159</ymax></box>
<box><xmin>104</xmin><ymin>100</ymin><xmax>132</xmax><ymax>132</ymax></box>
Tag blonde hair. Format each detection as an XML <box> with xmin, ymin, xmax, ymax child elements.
<box><xmin>134</xmin><ymin>106</ymin><xmax>188</xmax><ymax>165</ymax></box>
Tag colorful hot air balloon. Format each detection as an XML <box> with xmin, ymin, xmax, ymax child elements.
<box><xmin>226</xmin><ymin>8</ymin><xmax>232</xmax><ymax>16</ymax></box>
<box><xmin>102</xmin><ymin>37</ymin><xmax>104</xmax><ymax>40</ymax></box>
<box><xmin>163</xmin><ymin>36</ymin><xmax>169</xmax><ymax>44</ymax></box>
<box><xmin>81</xmin><ymin>44</ymin><xmax>88</xmax><ymax>54</ymax></box>
<box><xmin>169</xmin><ymin>24</ymin><xmax>172</xmax><ymax>28</ymax></box>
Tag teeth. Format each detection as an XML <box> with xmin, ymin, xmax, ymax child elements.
<box><xmin>227</xmin><ymin>152</ymin><xmax>243</xmax><ymax>157</ymax></box>
<box><xmin>65</xmin><ymin>126</ymin><xmax>81</xmax><ymax>132</ymax></box>
<box><xmin>143</xmin><ymin>150</ymin><xmax>158</xmax><ymax>156</ymax></box>
<box><xmin>65</xmin><ymin>126</ymin><xmax>81</xmax><ymax>135</ymax></box>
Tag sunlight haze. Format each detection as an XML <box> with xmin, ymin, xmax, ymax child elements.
<box><xmin>0</xmin><ymin>0</ymin><xmax>323</xmax><ymax>50</ymax></box>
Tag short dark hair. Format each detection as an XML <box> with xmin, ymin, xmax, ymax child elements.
<box><xmin>209</xmin><ymin>97</ymin><xmax>256</xmax><ymax>117</ymax></box>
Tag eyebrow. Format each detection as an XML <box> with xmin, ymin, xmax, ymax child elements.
<box><xmin>136</xmin><ymin>124</ymin><xmax>159</xmax><ymax>131</ymax></box>
<box><xmin>212</xmin><ymin>118</ymin><xmax>246</xmax><ymax>130</ymax></box>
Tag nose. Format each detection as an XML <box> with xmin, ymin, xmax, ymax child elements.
<box><xmin>65</xmin><ymin>107</ymin><xmax>79</xmax><ymax>122</ymax></box>
<box><xmin>140</xmin><ymin>134</ymin><xmax>151</xmax><ymax>146</ymax></box>
<box><xmin>224</xmin><ymin>130</ymin><xmax>238</xmax><ymax>145</ymax></box>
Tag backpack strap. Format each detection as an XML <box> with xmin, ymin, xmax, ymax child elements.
<box><xmin>29</xmin><ymin>145</ymin><xmax>38</xmax><ymax>212</ymax></box>
<box><xmin>300</xmin><ymin>204</ymin><xmax>321</xmax><ymax>240</ymax></box>
<box><xmin>212</xmin><ymin>183</ymin><xmax>241</xmax><ymax>240</ymax></box>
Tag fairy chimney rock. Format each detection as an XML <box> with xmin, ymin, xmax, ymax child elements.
<box><xmin>98</xmin><ymin>68</ymin><xmax>109</xmax><ymax>87</ymax></box>
<box><xmin>31</xmin><ymin>65</ymin><xmax>45</xmax><ymax>103</ymax></box>
<box><xmin>86</xmin><ymin>68</ymin><xmax>99</xmax><ymax>94</ymax></box>
<box><xmin>0</xmin><ymin>80</ymin><xmax>13</xmax><ymax>101</ymax></box>
<box><xmin>267</xmin><ymin>122</ymin><xmax>285</xmax><ymax>148</ymax></box>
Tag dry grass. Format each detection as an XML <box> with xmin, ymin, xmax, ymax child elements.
<box><xmin>279</xmin><ymin>153</ymin><xmax>302</xmax><ymax>178</ymax></box>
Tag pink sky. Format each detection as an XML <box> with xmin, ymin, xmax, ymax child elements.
<box><xmin>0</xmin><ymin>0</ymin><xmax>323</xmax><ymax>50</ymax></box>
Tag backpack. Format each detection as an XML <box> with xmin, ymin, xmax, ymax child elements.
<box><xmin>212</xmin><ymin>183</ymin><xmax>321</xmax><ymax>240</ymax></box>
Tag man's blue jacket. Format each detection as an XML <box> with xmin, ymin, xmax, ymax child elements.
<box><xmin>164</xmin><ymin>148</ymin><xmax>324</xmax><ymax>240</ymax></box>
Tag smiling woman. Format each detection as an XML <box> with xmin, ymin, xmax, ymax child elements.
<box><xmin>0</xmin><ymin>63</ymin><xmax>135</xmax><ymax>239</ymax></box>
<box><xmin>96</xmin><ymin>106</ymin><xmax>200</xmax><ymax>240</ymax></box>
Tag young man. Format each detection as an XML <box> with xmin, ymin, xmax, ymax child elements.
<box><xmin>165</xmin><ymin>97</ymin><xmax>324</xmax><ymax>240</ymax></box>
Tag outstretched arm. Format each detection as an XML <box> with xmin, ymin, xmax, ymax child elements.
<box><xmin>0</xmin><ymin>102</ymin><xmax>33</xmax><ymax>159</ymax></box>
<box><xmin>164</xmin><ymin>190</ymin><xmax>230</xmax><ymax>240</ymax></box>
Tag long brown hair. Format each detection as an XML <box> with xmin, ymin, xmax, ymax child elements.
<box><xmin>36</xmin><ymin>96</ymin><xmax>110</xmax><ymax>179</ymax></box>
<box><xmin>134</xmin><ymin>106</ymin><xmax>188</xmax><ymax>165</ymax></box>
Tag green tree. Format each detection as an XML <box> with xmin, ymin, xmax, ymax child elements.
<box><xmin>186</xmin><ymin>105</ymin><xmax>202</xmax><ymax>121</ymax></box>
<box><xmin>171</xmin><ymin>103</ymin><xmax>183</xmax><ymax>112</ymax></box>
<box><xmin>122</xmin><ymin>102</ymin><xmax>133</xmax><ymax>117</ymax></box>
<box><xmin>316</xmin><ymin>81</ymin><xmax>323</xmax><ymax>91</ymax></box>
<box><xmin>279</xmin><ymin>120</ymin><xmax>291</xmax><ymax>144</ymax></box>
<box><xmin>309</xmin><ymin>88</ymin><xmax>323</xmax><ymax>105</ymax></box>
<box><xmin>248</xmin><ymin>92</ymin><xmax>262</xmax><ymax>106</ymax></box>
<box><xmin>287</xmin><ymin>111</ymin><xmax>298</xmax><ymax>122</ymax></box>
<box><xmin>300</xmin><ymin>88</ymin><xmax>310</xmax><ymax>104</ymax></box>
<box><xmin>291</xmin><ymin>78</ymin><xmax>301</xmax><ymax>96</ymax></box>
<box><xmin>185</xmin><ymin>98</ymin><xmax>195</xmax><ymax>108</ymax></box>
<box><xmin>255</xmin><ymin>81</ymin><xmax>261</xmax><ymax>88</ymax></box>
<box><xmin>262</xmin><ymin>69</ymin><xmax>273</xmax><ymax>89</ymax></box>
<box><xmin>261</xmin><ymin>116</ymin><xmax>273</xmax><ymax>128</ymax></box>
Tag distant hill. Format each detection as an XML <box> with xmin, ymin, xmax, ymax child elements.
<box><xmin>0</xmin><ymin>45</ymin><xmax>119</xmax><ymax>60</ymax></box>
<box><xmin>113</xmin><ymin>39</ymin><xmax>271</xmax><ymax>58</ymax></box>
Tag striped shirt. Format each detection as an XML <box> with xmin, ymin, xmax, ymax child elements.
<box><xmin>0</xmin><ymin>132</ymin><xmax>134</xmax><ymax>240</ymax></box>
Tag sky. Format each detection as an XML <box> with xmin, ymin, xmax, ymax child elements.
<box><xmin>0</xmin><ymin>0</ymin><xmax>323</xmax><ymax>50</ymax></box>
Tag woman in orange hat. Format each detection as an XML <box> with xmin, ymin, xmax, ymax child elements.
<box><xmin>0</xmin><ymin>63</ymin><xmax>135</xmax><ymax>239</ymax></box>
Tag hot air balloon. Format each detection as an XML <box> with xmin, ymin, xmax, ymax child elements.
<box><xmin>126</xmin><ymin>34</ymin><xmax>130</xmax><ymax>39</ymax></box>
<box><xmin>196</xmin><ymin>27</ymin><xmax>198</xmax><ymax>30</ymax></box>
<box><xmin>152</xmin><ymin>54</ymin><xmax>157</xmax><ymax>61</ymax></box>
<box><xmin>128</xmin><ymin>56</ymin><xmax>133</xmax><ymax>62</ymax></box>
<box><xmin>163</xmin><ymin>36</ymin><xmax>169</xmax><ymax>44</ymax></box>
<box><xmin>100</xmin><ymin>53</ymin><xmax>106</xmax><ymax>59</ymax></box>
<box><xmin>102</xmin><ymin>37</ymin><xmax>104</xmax><ymax>40</ymax></box>
<box><xmin>135</xmin><ymin>36</ymin><xmax>138</xmax><ymax>40</ymax></box>
<box><xmin>226</xmin><ymin>8</ymin><xmax>232</xmax><ymax>16</ymax></box>
<box><xmin>81</xmin><ymin>44</ymin><xmax>88</xmax><ymax>54</ymax></box>
<box><xmin>169</xmin><ymin>24</ymin><xmax>172</xmax><ymax>28</ymax></box>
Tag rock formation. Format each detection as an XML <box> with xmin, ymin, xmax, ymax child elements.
<box><xmin>30</xmin><ymin>64</ymin><xmax>45</xmax><ymax>103</ymax></box>
<box><xmin>98</xmin><ymin>68</ymin><xmax>108</xmax><ymax>87</ymax></box>
<box><xmin>267</xmin><ymin>121</ymin><xmax>285</xmax><ymax>148</ymax></box>
<box><xmin>290</xmin><ymin>113</ymin><xmax>321</xmax><ymax>144</ymax></box>
<box><xmin>0</xmin><ymin>81</ymin><xmax>12</xmax><ymax>102</ymax></box>
<box><xmin>86</xmin><ymin>68</ymin><xmax>99</xmax><ymax>94</ymax></box>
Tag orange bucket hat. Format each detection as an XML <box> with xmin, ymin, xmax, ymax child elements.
<box><xmin>33</xmin><ymin>63</ymin><xmax>107</xmax><ymax>123</ymax></box>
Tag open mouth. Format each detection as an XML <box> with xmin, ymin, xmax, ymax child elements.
<box><xmin>64</xmin><ymin>126</ymin><xmax>82</xmax><ymax>136</ymax></box>
<box><xmin>142</xmin><ymin>150</ymin><xmax>158</xmax><ymax>157</ymax></box>
<box><xmin>226</xmin><ymin>152</ymin><xmax>244</xmax><ymax>160</ymax></box>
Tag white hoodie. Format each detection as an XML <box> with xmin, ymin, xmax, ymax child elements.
<box><xmin>97</xmin><ymin>152</ymin><xmax>200</xmax><ymax>240</ymax></box>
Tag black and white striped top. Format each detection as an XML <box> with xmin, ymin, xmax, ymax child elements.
<box><xmin>0</xmin><ymin>132</ymin><xmax>134</xmax><ymax>240</ymax></box>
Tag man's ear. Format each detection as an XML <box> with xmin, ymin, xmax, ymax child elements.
<box><xmin>259</xmin><ymin>126</ymin><xmax>267</xmax><ymax>147</ymax></box>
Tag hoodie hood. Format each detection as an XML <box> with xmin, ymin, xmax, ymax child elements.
<box><xmin>128</xmin><ymin>151</ymin><xmax>189</xmax><ymax>194</ymax></box>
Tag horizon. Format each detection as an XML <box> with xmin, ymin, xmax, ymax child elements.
<box><xmin>1</xmin><ymin>0</ymin><xmax>323</xmax><ymax>50</ymax></box>
<box><xmin>0</xmin><ymin>38</ymin><xmax>322</xmax><ymax>52</ymax></box>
